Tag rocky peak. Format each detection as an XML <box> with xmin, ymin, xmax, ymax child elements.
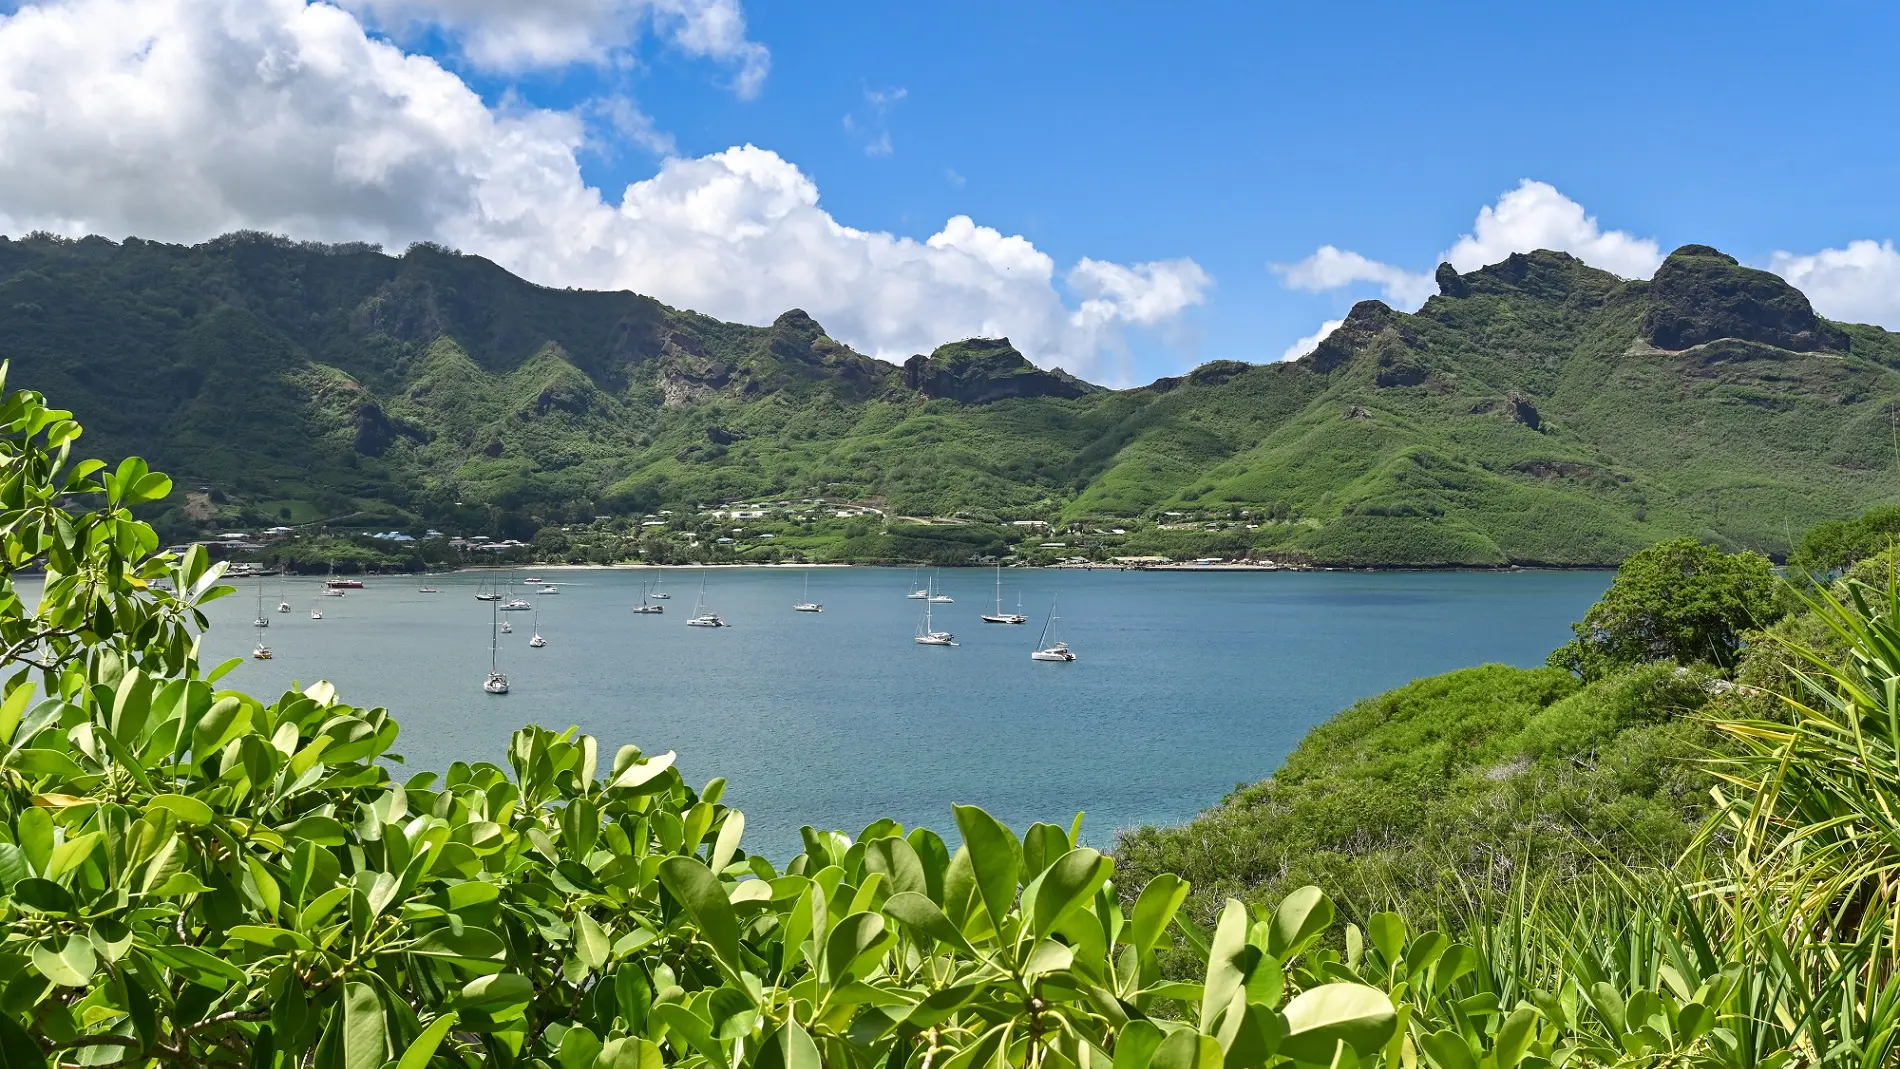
<box><xmin>902</xmin><ymin>338</ymin><xmax>1092</xmax><ymax>404</ymax></box>
<box><xmin>1435</xmin><ymin>262</ymin><xmax>1470</xmax><ymax>298</ymax></box>
<box><xmin>1641</xmin><ymin>244</ymin><xmax>1847</xmax><ymax>352</ymax></box>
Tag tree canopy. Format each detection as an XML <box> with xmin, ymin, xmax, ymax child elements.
<box><xmin>1548</xmin><ymin>537</ymin><xmax>1781</xmax><ymax>679</ymax></box>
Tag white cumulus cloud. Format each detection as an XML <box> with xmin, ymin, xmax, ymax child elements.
<box><xmin>1768</xmin><ymin>240</ymin><xmax>1900</xmax><ymax>329</ymax></box>
<box><xmin>1273</xmin><ymin>246</ymin><xmax>1434</xmax><ymax>310</ymax></box>
<box><xmin>0</xmin><ymin>0</ymin><xmax>1208</xmax><ymax>380</ymax></box>
<box><xmin>1271</xmin><ymin>179</ymin><xmax>1665</xmax><ymax>360</ymax></box>
<box><xmin>1279</xmin><ymin>318</ymin><xmax>1343</xmax><ymax>362</ymax></box>
<box><xmin>1274</xmin><ymin>180</ymin><xmax>1663</xmax><ymax>314</ymax></box>
<box><xmin>337</xmin><ymin>0</ymin><xmax>770</xmax><ymax>93</ymax></box>
<box><xmin>1443</xmin><ymin>180</ymin><xmax>1662</xmax><ymax>278</ymax></box>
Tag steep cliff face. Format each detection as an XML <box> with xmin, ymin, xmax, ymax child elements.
<box><xmin>1641</xmin><ymin>245</ymin><xmax>1849</xmax><ymax>352</ymax></box>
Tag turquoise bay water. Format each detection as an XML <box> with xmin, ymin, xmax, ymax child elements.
<box><xmin>206</xmin><ymin>567</ymin><xmax>1608</xmax><ymax>855</ymax></box>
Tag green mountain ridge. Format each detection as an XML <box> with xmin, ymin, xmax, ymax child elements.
<box><xmin>2</xmin><ymin>231</ymin><xmax>1896</xmax><ymax>563</ymax></box>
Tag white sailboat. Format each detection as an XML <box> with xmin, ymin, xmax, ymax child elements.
<box><xmin>500</xmin><ymin>619</ymin><xmax>513</xmax><ymax>633</ymax></box>
<box><xmin>529</xmin><ymin>604</ymin><xmax>546</xmax><ymax>648</ymax></box>
<box><xmin>483</xmin><ymin>600</ymin><xmax>509</xmax><ymax>694</ymax></box>
<box><xmin>276</xmin><ymin>584</ymin><xmax>291</xmax><ymax>613</ymax></box>
<box><xmin>914</xmin><ymin>579</ymin><xmax>957</xmax><ymax>645</ymax></box>
<box><xmin>649</xmin><ymin>575</ymin><xmax>670</xmax><ymax>599</ymax></box>
<box><xmin>1031</xmin><ymin>596</ymin><xmax>1076</xmax><ymax>662</ymax></box>
<box><xmin>927</xmin><ymin>570</ymin><xmax>954</xmax><ymax>604</ymax></box>
<box><xmin>980</xmin><ymin>564</ymin><xmax>1027</xmax><ymax>624</ymax></box>
<box><xmin>309</xmin><ymin>594</ymin><xmax>323</xmax><ymax>620</ymax></box>
<box><xmin>252</xmin><ymin>639</ymin><xmax>272</xmax><ymax>659</ymax></box>
<box><xmin>793</xmin><ymin>570</ymin><xmax>823</xmax><ymax>613</ymax></box>
<box><xmin>906</xmin><ymin>567</ymin><xmax>929</xmax><ymax>599</ymax></box>
<box><xmin>253</xmin><ymin>577</ymin><xmax>269</xmax><ymax>628</ymax></box>
<box><xmin>633</xmin><ymin>581</ymin><xmax>665</xmax><ymax>614</ymax></box>
<box><xmin>686</xmin><ymin>571</ymin><xmax>727</xmax><ymax>627</ymax></box>
<box><xmin>499</xmin><ymin>577</ymin><xmax>533</xmax><ymax>611</ymax></box>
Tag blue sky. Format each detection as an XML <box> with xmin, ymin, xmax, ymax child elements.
<box><xmin>1</xmin><ymin>0</ymin><xmax>1898</xmax><ymax>383</ymax></box>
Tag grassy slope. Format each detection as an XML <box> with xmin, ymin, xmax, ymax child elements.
<box><xmin>1</xmin><ymin>233</ymin><xmax>1896</xmax><ymax>562</ymax></box>
<box><xmin>1112</xmin><ymin>661</ymin><xmax>1717</xmax><ymax>925</ymax></box>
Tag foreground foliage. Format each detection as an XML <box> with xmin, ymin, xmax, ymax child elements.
<box><xmin>0</xmin><ymin>375</ymin><xmax>1895</xmax><ymax>1067</ymax></box>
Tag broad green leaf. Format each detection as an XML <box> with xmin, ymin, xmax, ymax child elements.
<box><xmin>44</xmin><ymin>831</ymin><xmax>102</xmax><ymax>880</ymax></box>
<box><xmin>339</xmin><ymin>981</ymin><xmax>387</xmax><ymax>1069</ymax></box>
<box><xmin>1279</xmin><ymin>983</ymin><xmax>1397</xmax><ymax>1064</ymax></box>
<box><xmin>1267</xmin><ymin>885</ymin><xmax>1334</xmax><ymax>961</ymax></box>
<box><xmin>192</xmin><ymin>696</ymin><xmax>250</xmax><ymax>759</ymax></box>
<box><xmin>952</xmin><ymin>804</ymin><xmax>1020</xmax><ymax>935</ymax></box>
<box><xmin>31</xmin><ymin>935</ymin><xmax>94</xmax><ymax>987</ymax></box>
<box><xmin>1032</xmin><ymin>847</ymin><xmax>1112</xmax><ymax>939</ymax></box>
<box><xmin>0</xmin><ymin>1010</ymin><xmax>47</xmax><ymax>1069</ymax></box>
<box><xmin>752</xmin><ymin>1020</ymin><xmax>821</xmax><ymax>1069</ymax></box>
<box><xmin>1417</xmin><ymin>1029</ymin><xmax>1476</xmax><ymax>1069</ymax></box>
<box><xmin>607</xmin><ymin>750</ymin><xmax>675</xmax><ymax>791</ymax></box>
<box><xmin>709</xmin><ymin>810</ymin><xmax>745</xmax><ymax>872</ymax></box>
<box><xmin>1201</xmin><ymin>898</ymin><xmax>1250</xmax><ymax>1033</ymax></box>
<box><xmin>1114</xmin><ymin>1020</ymin><xmax>1164</xmax><ymax>1069</ymax></box>
<box><xmin>575</xmin><ymin>912</ymin><xmax>610</xmax><ymax>971</ymax></box>
<box><xmin>228</xmin><ymin>925</ymin><xmax>315</xmax><ymax>953</ymax></box>
<box><xmin>408</xmin><ymin>926</ymin><xmax>506</xmax><ymax>967</ymax></box>
<box><xmin>1492</xmin><ymin>1007</ymin><xmax>1539</xmax><ymax>1069</ymax></box>
<box><xmin>0</xmin><ymin>680</ymin><xmax>35</xmax><ymax>744</ymax></box>
<box><xmin>1131</xmin><ymin>873</ymin><xmax>1189</xmax><ymax>957</ymax></box>
<box><xmin>1151</xmin><ymin>1030</ymin><xmax>1223</xmax><ymax>1069</ymax></box>
<box><xmin>8</xmin><ymin>747</ymin><xmax>83</xmax><ymax>779</ymax></box>
<box><xmin>824</xmin><ymin>910</ymin><xmax>889</xmax><ymax>984</ymax></box>
<box><xmin>455</xmin><ymin>973</ymin><xmax>533</xmax><ymax>1018</ymax></box>
<box><xmin>11</xmin><ymin>876</ymin><xmax>74</xmax><ymax>914</ymax></box>
<box><xmin>17</xmin><ymin>805</ymin><xmax>52</xmax><ymax>875</ymax></box>
<box><xmin>147</xmin><ymin>793</ymin><xmax>215</xmax><ymax>825</ymax></box>
<box><xmin>658</xmin><ymin>856</ymin><xmax>742</xmax><ymax>976</ymax></box>
<box><xmin>594</xmin><ymin>1037</ymin><xmax>664</xmax><ymax>1069</ymax></box>
<box><xmin>1366</xmin><ymin>912</ymin><xmax>1405</xmax><ymax>963</ymax></box>
<box><xmin>395</xmin><ymin>1012</ymin><xmax>458</xmax><ymax>1069</ymax></box>
<box><xmin>884</xmin><ymin>891</ymin><xmax>976</xmax><ymax>954</ymax></box>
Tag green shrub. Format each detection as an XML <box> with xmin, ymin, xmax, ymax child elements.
<box><xmin>1547</xmin><ymin>537</ymin><xmax>1780</xmax><ymax>679</ymax></box>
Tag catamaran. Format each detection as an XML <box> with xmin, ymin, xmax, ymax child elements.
<box><xmin>686</xmin><ymin>571</ymin><xmax>727</xmax><ymax>627</ymax></box>
<box><xmin>1031</xmin><ymin>596</ymin><xmax>1076</xmax><ymax>662</ymax></box>
<box><xmin>483</xmin><ymin>600</ymin><xmax>509</xmax><ymax>694</ymax></box>
<box><xmin>914</xmin><ymin>580</ymin><xmax>957</xmax><ymax>645</ymax></box>
<box><xmin>980</xmin><ymin>565</ymin><xmax>1027</xmax><ymax>624</ymax></box>
<box><xmin>498</xmin><ymin>579</ymin><xmax>532</xmax><ymax>611</ymax></box>
<box><xmin>793</xmin><ymin>570</ymin><xmax>823</xmax><ymax>613</ymax></box>
<box><xmin>633</xmin><ymin>581</ymin><xmax>665</xmax><ymax>614</ymax></box>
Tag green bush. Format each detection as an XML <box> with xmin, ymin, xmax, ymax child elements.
<box><xmin>1547</xmin><ymin>537</ymin><xmax>1780</xmax><ymax>679</ymax></box>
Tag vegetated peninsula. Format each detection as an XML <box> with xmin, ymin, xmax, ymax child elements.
<box><xmin>3</xmin><ymin>232</ymin><xmax>1897</xmax><ymax>567</ymax></box>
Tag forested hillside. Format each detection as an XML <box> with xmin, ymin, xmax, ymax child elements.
<box><xmin>2</xmin><ymin>231</ymin><xmax>1896</xmax><ymax>564</ymax></box>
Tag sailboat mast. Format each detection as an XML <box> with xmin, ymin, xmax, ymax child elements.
<box><xmin>1037</xmin><ymin>596</ymin><xmax>1056</xmax><ymax>648</ymax></box>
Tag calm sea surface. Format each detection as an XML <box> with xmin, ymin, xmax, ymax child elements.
<box><xmin>203</xmin><ymin>567</ymin><xmax>1608</xmax><ymax>855</ymax></box>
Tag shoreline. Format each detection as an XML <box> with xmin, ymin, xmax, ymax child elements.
<box><xmin>436</xmin><ymin>561</ymin><xmax>1618</xmax><ymax>574</ymax></box>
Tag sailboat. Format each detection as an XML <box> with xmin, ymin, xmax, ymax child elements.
<box><xmin>793</xmin><ymin>570</ymin><xmax>823</xmax><ymax>613</ymax></box>
<box><xmin>980</xmin><ymin>564</ymin><xmax>1027</xmax><ymax>624</ymax></box>
<box><xmin>252</xmin><ymin>639</ymin><xmax>273</xmax><ymax>659</ymax></box>
<box><xmin>649</xmin><ymin>575</ymin><xmax>670</xmax><ymax>599</ymax></box>
<box><xmin>686</xmin><ymin>571</ymin><xmax>727</xmax><ymax>627</ymax></box>
<box><xmin>474</xmin><ymin>577</ymin><xmax>501</xmax><ymax>602</ymax></box>
<box><xmin>323</xmin><ymin>564</ymin><xmax>347</xmax><ymax>598</ymax></box>
<box><xmin>906</xmin><ymin>567</ymin><xmax>929</xmax><ymax>600</ymax></box>
<box><xmin>500</xmin><ymin>619</ymin><xmax>513</xmax><ymax>634</ymax></box>
<box><xmin>914</xmin><ymin>579</ymin><xmax>957</xmax><ymax>646</ymax></box>
<box><xmin>309</xmin><ymin>594</ymin><xmax>323</xmax><ymax>620</ymax></box>
<box><xmin>529</xmin><ymin>604</ymin><xmax>547</xmax><ymax>648</ymax></box>
<box><xmin>1031</xmin><ymin>596</ymin><xmax>1076</xmax><ymax>662</ymax></box>
<box><xmin>483</xmin><ymin>600</ymin><xmax>509</xmax><ymax>694</ymax></box>
<box><xmin>276</xmin><ymin>584</ymin><xmax>291</xmax><ymax>613</ymax></box>
<box><xmin>927</xmin><ymin>570</ymin><xmax>953</xmax><ymax>603</ymax></box>
<box><xmin>253</xmin><ymin>577</ymin><xmax>269</xmax><ymax>628</ymax></box>
<box><xmin>499</xmin><ymin>578</ymin><xmax>532</xmax><ymax>611</ymax></box>
<box><xmin>632</xmin><ymin>581</ymin><xmax>665</xmax><ymax>614</ymax></box>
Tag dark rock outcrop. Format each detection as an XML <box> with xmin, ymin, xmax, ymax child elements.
<box><xmin>1642</xmin><ymin>245</ymin><xmax>1848</xmax><ymax>352</ymax></box>
<box><xmin>1435</xmin><ymin>262</ymin><xmax>1470</xmax><ymax>298</ymax></box>
<box><xmin>902</xmin><ymin>338</ymin><xmax>1091</xmax><ymax>404</ymax></box>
